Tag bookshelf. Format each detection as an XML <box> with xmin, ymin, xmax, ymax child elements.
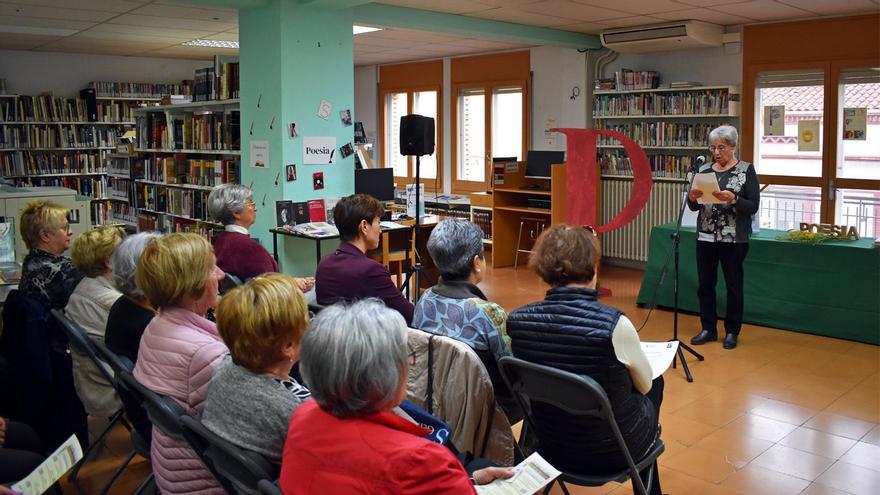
<box><xmin>131</xmin><ymin>99</ymin><xmax>240</xmax><ymax>239</ymax></box>
<box><xmin>0</xmin><ymin>88</ymin><xmax>170</xmax><ymax>228</ymax></box>
<box><xmin>593</xmin><ymin>85</ymin><xmax>740</xmax><ymax>181</ymax></box>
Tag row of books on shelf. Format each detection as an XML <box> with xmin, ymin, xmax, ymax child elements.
<box><xmin>0</xmin><ymin>125</ymin><xmax>118</xmax><ymax>149</ymax></box>
<box><xmin>194</xmin><ymin>56</ymin><xmax>240</xmax><ymax>102</ymax></box>
<box><xmin>10</xmin><ymin>175</ymin><xmax>108</xmax><ymax>198</ymax></box>
<box><xmin>599</xmin><ymin>152</ymin><xmax>703</xmax><ymax>179</ymax></box>
<box><xmin>93</xmin><ymin>99</ymin><xmax>139</xmax><ymax>123</ymax></box>
<box><xmin>136</xmin><ymin>185</ymin><xmax>215</xmax><ymax>223</ymax></box>
<box><xmin>137</xmin><ymin>211</ymin><xmax>218</xmax><ymax>240</ymax></box>
<box><xmin>112</xmin><ymin>203</ymin><xmax>139</xmax><ymax>226</ymax></box>
<box><xmin>0</xmin><ymin>150</ymin><xmax>105</xmax><ymax>176</ymax></box>
<box><xmin>108</xmin><ymin>177</ymin><xmax>133</xmax><ymax>201</ymax></box>
<box><xmin>276</xmin><ymin>199</ymin><xmax>334</xmax><ymax>228</ymax></box>
<box><xmin>613</xmin><ymin>69</ymin><xmax>660</xmax><ymax>91</ymax></box>
<box><xmin>1</xmin><ymin>94</ymin><xmax>92</xmax><ymax>123</ymax></box>
<box><xmin>135</xmin><ymin>111</ymin><xmax>241</xmax><ymax>151</ymax></box>
<box><xmin>90</xmin><ymin>201</ymin><xmax>123</xmax><ymax>227</ymax></box>
<box><xmin>89</xmin><ymin>81</ymin><xmax>192</xmax><ymax>98</ymax></box>
<box><xmin>596</xmin><ymin>122</ymin><xmax>717</xmax><ymax>148</ymax></box>
<box><xmin>138</xmin><ymin>156</ymin><xmax>240</xmax><ymax>187</ymax></box>
<box><xmin>471</xmin><ymin>209</ymin><xmax>493</xmax><ymax>241</ymax></box>
<box><xmin>593</xmin><ymin>89</ymin><xmax>734</xmax><ymax>117</ymax></box>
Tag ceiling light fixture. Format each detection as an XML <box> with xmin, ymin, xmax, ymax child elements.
<box><xmin>353</xmin><ymin>25</ymin><xmax>382</xmax><ymax>35</ymax></box>
<box><xmin>182</xmin><ymin>39</ymin><xmax>239</xmax><ymax>49</ymax></box>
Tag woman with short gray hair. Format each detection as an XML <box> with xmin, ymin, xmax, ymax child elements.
<box><xmin>413</xmin><ymin>220</ymin><xmax>517</xmax><ymax>419</ymax></box>
<box><xmin>208</xmin><ymin>184</ymin><xmax>313</xmax><ymax>291</ymax></box>
<box><xmin>279</xmin><ymin>299</ymin><xmax>514</xmax><ymax>493</ymax></box>
<box><xmin>104</xmin><ymin>231</ymin><xmax>162</xmax><ymax>445</ymax></box>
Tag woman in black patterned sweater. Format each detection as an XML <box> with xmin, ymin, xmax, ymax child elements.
<box><xmin>18</xmin><ymin>200</ymin><xmax>83</xmax><ymax>309</ymax></box>
<box><xmin>687</xmin><ymin>125</ymin><xmax>760</xmax><ymax>350</ymax></box>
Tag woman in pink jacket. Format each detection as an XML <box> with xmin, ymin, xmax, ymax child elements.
<box><xmin>133</xmin><ymin>233</ymin><xmax>228</xmax><ymax>495</ymax></box>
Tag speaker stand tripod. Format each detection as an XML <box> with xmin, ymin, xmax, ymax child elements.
<box><xmin>400</xmin><ymin>154</ymin><xmax>424</xmax><ymax>303</ymax></box>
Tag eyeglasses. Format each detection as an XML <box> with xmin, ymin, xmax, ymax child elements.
<box><xmin>708</xmin><ymin>145</ymin><xmax>730</xmax><ymax>153</ymax></box>
<box><xmin>245</xmin><ymin>199</ymin><xmax>256</xmax><ymax>208</ymax></box>
<box><xmin>582</xmin><ymin>225</ymin><xmax>596</xmax><ymax>235</ymax></box>
<box><xmin>58</xmin><ymin>223</ymin><xmax>71</xmax><ymax>233</ymax></box>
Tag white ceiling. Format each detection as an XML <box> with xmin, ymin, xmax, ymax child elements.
<box><xmin>0</xmin><ymin>0</ymin><xmax>877</xmax><ymax>65</ymax></box>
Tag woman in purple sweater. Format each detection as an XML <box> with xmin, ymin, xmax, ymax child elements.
<box><xmin>208</xmin><ymin>184</ymin><xmax>313</xmax><ymax>290</ymax></box>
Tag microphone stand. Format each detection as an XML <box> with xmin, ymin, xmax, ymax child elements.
<box><xmin>661</xmin><ymin>162</ymin><xmax>705</xmax><ymax>382</ymax></box>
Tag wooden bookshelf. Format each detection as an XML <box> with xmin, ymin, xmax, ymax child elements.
<box><xmin>491</xmin><ymin>162</ymin><xmax>566</xmax><ymax>268</ymax></box>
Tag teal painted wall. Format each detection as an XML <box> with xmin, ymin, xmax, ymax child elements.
<box><xmin>240</xmin><ymin>0</ymin><xmax>354</xmax><ymax>276</ymax></box>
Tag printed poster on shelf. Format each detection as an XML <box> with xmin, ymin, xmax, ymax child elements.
<box><xmin>843</xmin><ymin>108</ymin><xmax>867</xmax><ymax>140</ymax></box>
<box><xmin>797</xmin><ymin>120</ymin><xmax>820</xmax><ymax>152</ymax></box>
<box><xmin>763</xmin><ymin>105</ymin><xmax>784</xmax><ymax>136</ymax></box>
<box><xmin>303</xmin><ymin>136</ymin><xmax>337</xmax><ymax>165</ymax></box>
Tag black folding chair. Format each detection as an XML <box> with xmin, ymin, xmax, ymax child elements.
<box><xmin>49</xmin><ymin>309</ymin><xmax>131</xmax><ymax>493</ymax></box>
<box><xmin>219</xmin><ymin>273</ymin><xmax>244</xmax><ymax>295</ymax></box>
<box><xmin>498</xmin><ymin>356</ymin><xmax>664</xmax><ymax>495</ymax></box>
<box><xmin>117</xmin><ymin>371</ymin><xmax>186</xmax><ymax>441</ymax></box>
<box><xmin>180</xmin><ymin>415</ymin><xmax>279</xmax><ymax>495</ymax></box>
<box><xmin>91</xmin><ymin>338</ymin><xmax>155</xmax><ymax>495</ymax></box>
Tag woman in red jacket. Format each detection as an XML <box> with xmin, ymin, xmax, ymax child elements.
<box><xmin>207</xmin><ymin>184</ymin><xmax>313</xmax><ymax>290</ymax></box>
<box><xmin>279</xmin><ymin>299</ymin><xmax>512</xmax><ymax>494</ymax></box>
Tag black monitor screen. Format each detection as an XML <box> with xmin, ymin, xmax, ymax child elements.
<box><xmin>525</xmin><ymin>150</ymin><xmax>565</xmax><ymax>179</ymax></box>
<box><xmin>355</xmin><ymin>168</ymin><xmax>395</xmax><ymax>202</ymax></box>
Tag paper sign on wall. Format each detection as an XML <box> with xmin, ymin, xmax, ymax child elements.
<box><xmin>798</xmin><ymin>120</ymin><xmax>820</xmax><ymax>152</ymax></box>
<box><xmin>250</xmin><ymin>140</ymin><xmax>269</xmax><ymax>168</ymax></box>
<box><xmin>406</xmin><ymin>183</ymin><xmax>425</xmax><ymax>218</ymax></box>
<box><xmin>303</xmin><ymin>136</ymin><xmax>337</xmax><ymax>165</ymax></box>
<box><xmin>763</xmin><ymin>105</ymin><xmax>785</xmax><ymax>136</ymax></box>
<box><xmin>843</xmin><ymin>108</ymin><xmax>867</xmax><ymax>140</ymax></box>
<box><xmin>544</xmin><ymin>118</ymin><xmax>557</xmax><ymax>146</ymax></box>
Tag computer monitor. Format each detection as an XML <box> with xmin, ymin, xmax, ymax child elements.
<box><xmin>355</xmin><ymin>168</ymin><xmax>395</xmax><ymax>202</ymax></box>
<box><xmin>525</xmin><ymin>150</ymin><xmax>565</xmax><ymax>179</ymax></box>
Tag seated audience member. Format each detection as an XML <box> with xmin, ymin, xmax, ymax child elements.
<box><xmin>105</xmin><ymin>231</ymin><xmax>162</xmax><ymax>444</ymax></box>
<box><xmin>65</xmin><ymin>225</ymin><xmax>125</xmax><ymax>419</ymax></box>
<box><xmin>18</xmin><ymin>200</ymin><xmax>83</xmax><ymax>309</ymax></box>
<box><xmin>133</xmin><ymin>233</ymin><xmax>228</xmax><ymax>494</ymax></box>
<box><xmin>207</xmin><ymin>184</ymin><xmax>313</xmax><ymax>291</ymax></box>
<box><xmin>507</xmin><ymin>225</ymin><xmax>664</xmax><ymax>495</ymax></box>
<box><xmin>0</xmin><ymin>418</ymin><xmax>45</xmax><ymax>487</ymax></box>
<box><xmin>412</xmin><ymin>220</ymin><xmax>519</xmax><ymax>420</ymax></box>
<box><xmin>315</xmin><ymin>194</ymin><xmax>414</xmax><ymax>324</ymax></box>
<box><xmin>280</xmin><ymin>299</ymin><xmax>512</xmax><ymax>494</ymax></box>
<box><xmin>202</xmin><ymin>274</ymin><xmax>310</xmax><ymax>463</ymax></box>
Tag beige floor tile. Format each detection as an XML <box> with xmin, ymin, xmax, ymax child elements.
<box><xmin>668</xmin><ymin>392</ymin><xmax>756</xmax><ymax>427</ymax></box>
<box><xmin>803</xmin><ymin>412</ymin><xmax>876</xmax><ymax>440</ymax></box>
<box><xmin>798</xmin><ymin>482</ymin><xmax>853</xmax><ymax>495</ymax></box>
<box><xmin>748</xmin><ymin>398</ymin><xmax>819</xmax><ymax>426</ymax></box>
<box><xmin>750</xmin><ymin>444</ymin><xmax>836</xmax><ymax>481</ymax></box>
<box><xmin>778</xmin><ymin>427</ymin><xmax>858</xmax><ymax>459</ymax></box>
<box><xmin>658</xmin><ymin>445</ymin><xmax>741</xmax><ymax>483</ymax></box>
<box><xmin>657</xmin><ymin>414</ymin><xmax>719</xmax><ymax>447</ymax></box>
<box><xmin>860</xmin><ymin>424</ymin><xmax>880</xmax><ymax>447</ymax></box>
<box><xmin>813</xmin><ymin>461</ymin><xmax>880</xmax><ymax>495</ymax></box>
<box><xmin>720</xmin><ymin>463</ymin><xmax>811</xmax><ymax>495</ymax></box>
<box><xmin>838</xmin><ymin>441</ymin><xmax>880</xmax><ymax>472</ymax></box>
<box><xmin>721</xmin><ymin>413</ymin><xmax>799</xmax><ymax>443</ymax></box>
<box><xmin>694</xmin><ymin>428</ymin><xmax>774</xmax><ymax>464</ymax></box>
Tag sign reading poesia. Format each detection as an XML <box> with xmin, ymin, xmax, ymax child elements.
<box><xmin>552</xmin><ymin>128</ymin><xmax>654</xmax><ymax>234</ymax></box>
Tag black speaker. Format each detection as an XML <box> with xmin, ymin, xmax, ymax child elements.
<box><xmin>399</xmin><ymin>114</ymin><xmax>435</xmax><ymax>156</ymax></box>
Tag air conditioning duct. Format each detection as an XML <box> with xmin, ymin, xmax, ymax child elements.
<box><xmin>600</xmin><ymin>20</ymin><xmax>723</xmax><ymax>53</ymax></box>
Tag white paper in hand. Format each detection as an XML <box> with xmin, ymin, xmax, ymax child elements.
<box><xmin>13</xmin><ymin>434</ymin><xmax>83</xmax><ymax>495</ymax></box>
<box><xmin>641</xmin><ymin>341</ymin><xmax>680</xmax><ymax>379</ymax></box>
<box><xmin>693</xmin><ymin>172</ymin><xmax>723</xmax><ymax>204</ymax></box>
<box><xmin>475</xmin><ymin>452</ymin><xmax>561</xmax><ymax>495</ymax></box>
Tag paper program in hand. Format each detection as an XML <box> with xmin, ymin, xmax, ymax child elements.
<box><xmin>693</xmin><ymin>172</ymin><xmax>723</xmax><ymax>204</ymax></box>
<box><xmin>641</xmin><ymin>341</ymin><xmax>680</xmax><ymax>379</ymax></box>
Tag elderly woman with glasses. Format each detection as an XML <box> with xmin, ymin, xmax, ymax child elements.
<box><xmin>208</xmin><ymin>184</ymin><xmax>313</xmax><ymax>291</ymax></box>
<box><xmin>686</xmin><ymin>125</ymin><xmax>760</xmax><ymax>350</ymax></box>
<box><xmin>65</xmin><ymin>225</ymin><xmax>125</xmax><ymax>419</ymax></box>
<box><xmin>280</xmin><ymin>299</ymin><xmax>513</xmax><ymax>494</ymax></box>
<box><xmin>18</xmin><ymin>200</ymin><xmax>83</xmax><ymax>309</ymax></box>
<box><xmin>133</xmin><ymin>233</ymin><xmax>228</xmax><ymax>495</ymax></box>
<box><xmin>507</xmin><ymin>224</ymin><xmax>664</xmax><ymax>495</ymax></box>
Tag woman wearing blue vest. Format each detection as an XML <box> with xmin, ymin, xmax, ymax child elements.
<box><xmin>507</xmin><ymin>225</ymin><xmax>663</xmax><ymax>495</ymax></box>
<box><xmin>687</xmin><ymin>125</ymin><xmax>760</xmax><ymax>350</ymax></box>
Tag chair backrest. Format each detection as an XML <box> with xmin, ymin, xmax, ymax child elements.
<box><xmin>91</xmin><ymin>337</ymin><xmax>134</xmax><ymax>375</ymax></box>
<box><xmin>179</xmin><ymin>415</ymin><xmax>278</xmax><ymax>495</ymax></box>
<box><xmin>219</xmin><ymin>273</ymin><xmax>244</xmax><ymax>295</ymax></box>
<box><xmin>497</xmin><ymin>357</ymin><xmax>645</xmax><ymax>485</ymax></box>
<box><xmin>257</xmin><ymin>479</ymin><xmax>282</xmax><ymax>495</ymax></box>
<box><xmin>117</xmin><ymin>371</ymin><xmax>186</xmax><ymax>440</ymax></box>
<box><xmin>50</xmin><ymin>308</ymin><xmax>117</xmax><ymax>387</ymax></box>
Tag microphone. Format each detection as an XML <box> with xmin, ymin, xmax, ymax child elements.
<box><xmin>687</xmin><ymin>155</ymin><xmax>706</xmax><ymax>183</ymax></box>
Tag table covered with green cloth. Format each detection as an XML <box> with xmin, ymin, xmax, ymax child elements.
<box><xmin>636</xmin><ymin>223</ymin><xmax>880</xmax><ymax>344</ymax></box>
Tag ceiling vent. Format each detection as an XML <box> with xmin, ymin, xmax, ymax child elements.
<box><xmin>600</xmin><ymin>20</ymin><xmax>723</xmax><ymax>53</ymax></box>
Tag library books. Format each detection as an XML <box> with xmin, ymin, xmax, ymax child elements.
<box><xmin>614</xmin><ymin>69</ymin><xmax>659</xmax><ymax>91</ymax></box>
<box><xmin>1</xmin><ymin>150</ymin><xmax>104</xmax><ymax>176</ymax></box>
<box><xmin>307</xmin><ymin>199</ymin><xmax>326</xmax><ymax>223</ymax></box>
<box><xmin>89</xmin><ymin>81</ymin><xmax>193</xmax><ymax>98</ymax></box>
<box><xmin>141</xmin><ymin>156</ymin><xmax>239</xmax><ymax>187</ymax></box>
<box><xmin>193</xmin><ymin>56</ymin><xmax>240</xmax><ymax>102</ymax></box>
<box><xmin>596</xmin><ymin>122</ymin><xmax>716</xmax><ymax>147</ymax></box>
<box><xmin>0</xmin><ymin>124</ymin><xmax>117</xmax><ymax>149</ymax></box>
<box><xmin>136</xmin><ymin>111</ymin><xmax>241</xmax><ymax>151</ymax></box>
<box><xmin>593</xmin><ymin>88</ymin><xmax>732</xmax><ymax>117</ymax></box>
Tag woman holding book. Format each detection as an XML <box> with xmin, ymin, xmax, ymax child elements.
<box><xmin>208</xmin><ymin>184</ymin><xmax>313</xmax><ymax>290</ymax></box>
<box><xmin>686</xmin><ymin>125</ymin><xmax>760</xmax><ymax>350</ymax></box>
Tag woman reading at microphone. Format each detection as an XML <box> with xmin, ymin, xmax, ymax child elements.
<box><xmin>686</xmin><ymin>125</ymin><xmax>760</xmax><ymax>350</ymax></box>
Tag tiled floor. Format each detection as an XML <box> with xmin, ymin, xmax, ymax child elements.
<box><xmin>62</xmin><ymin>263</ymin><xmax>880</xmax><ymax>495</ymax></box>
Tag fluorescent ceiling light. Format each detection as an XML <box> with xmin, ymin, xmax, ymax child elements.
<box><xmin>354</xmin><ymin>25</ymin><xmax>382</xmax><ymax>35</ymax></box>
<box><xmin>0</xmin><ymin>25</ymin><xmax>77</xmax><ymax>36</ymax></box>
<box><xmin>182</xmin><ymin>39</ymin><xmax>239</xmax><ymax>48</ymax></box>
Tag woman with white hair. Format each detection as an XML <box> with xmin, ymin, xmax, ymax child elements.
<box><xmin>686</xmin><ymin>125</ymin><xmax>760</xmax><ymax>350</ymax></box>
<box><xmin>280</xmin><ymin>299</ymin><xmax>513</xmax><ymax>494</ymax></box>
<box><xmin>208</xmin><ymin>184</ymin><xmax>313</xmax><ymax>291</ymax></box>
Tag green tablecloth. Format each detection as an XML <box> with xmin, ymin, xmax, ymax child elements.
<box><xmin>636</xmin><ymin>223</ymin><xmax>880</xmax><ymax>344</ymax></box>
